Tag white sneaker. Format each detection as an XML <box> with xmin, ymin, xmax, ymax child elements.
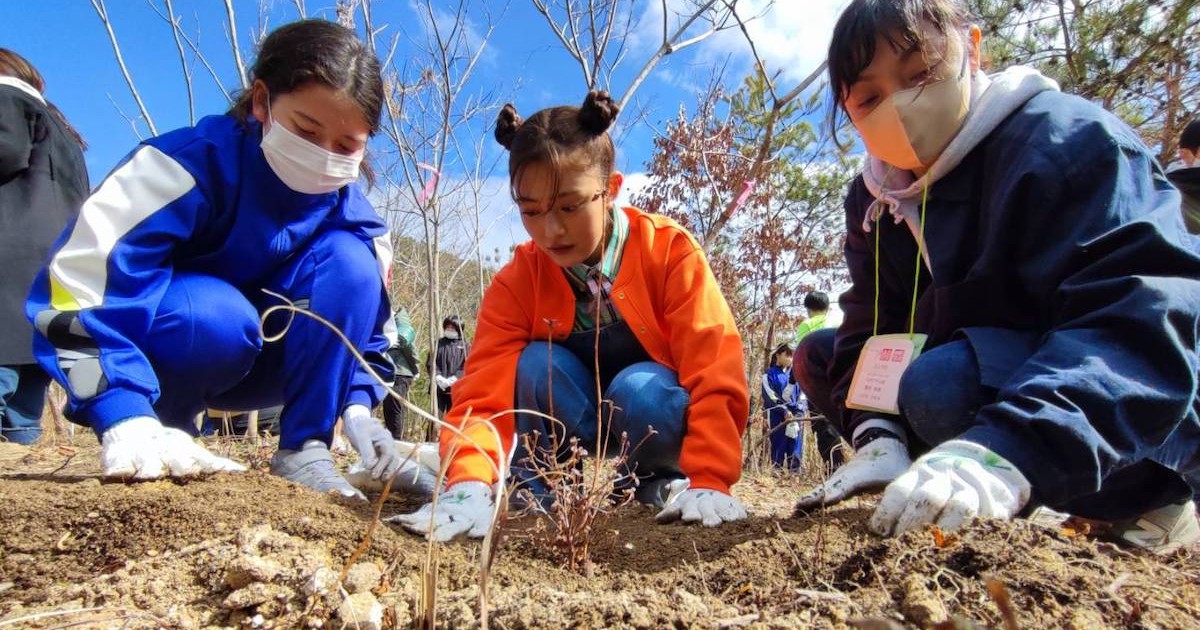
<box><xmin>1111</xmin><ymin>500</ymin><xmax>1200</xmax><ymax>555</ymax></box>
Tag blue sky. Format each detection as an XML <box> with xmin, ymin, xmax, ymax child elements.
<box><xmin>1</xmin><ymin>0</ymin><xmax>847</xmax><ymax>251</ymax></box>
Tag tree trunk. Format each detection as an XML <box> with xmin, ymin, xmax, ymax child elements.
<box><xmin>424</xmin><ymin>200</ymin><xmax>441</xmax><ymax>442</ymax></box>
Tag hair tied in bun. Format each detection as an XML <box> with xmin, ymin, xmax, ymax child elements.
<box><xmin>494</xmin><ymin>103</ymin><xmax>523</xmax><ymax>150</ymax></box>
<box><xmin>578</xmin><ymin>90</ymin><xmax>619</xmax><ymax>136</ymax></box>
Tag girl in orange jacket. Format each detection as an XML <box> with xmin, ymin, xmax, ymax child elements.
<box><xmin>394</xmin><ymin>92</ymin><xmax>750</xmax><ymax>541</ymax></box>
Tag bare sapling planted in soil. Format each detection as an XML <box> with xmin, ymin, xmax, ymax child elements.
<box><xmin>512</xmin><ymin>410</ymin><xmax>653</xmax><ymax>575</ymax></box>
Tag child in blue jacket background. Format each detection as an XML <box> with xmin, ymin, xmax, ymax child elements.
<box><xmin>762</xmin><ymin>343</ymin><xmax>804</xmax><ymax>470</ymax></box>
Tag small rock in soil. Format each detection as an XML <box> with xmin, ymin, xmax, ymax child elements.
<box><xmin>338</xmin><ymin>591</ymin><xmax>384</xmax><ymax>630</ymax></box>
<box><xmin>344</xmin><ymin>562</ymin><xmax>383</xmax><ymax>594</ymax></box>
<box><xmin>900</xmin><ymin>574</ymin><xmax>948</xmax><ymax>626</ymax></box>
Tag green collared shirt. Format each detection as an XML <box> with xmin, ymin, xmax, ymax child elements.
<box><xmin>794</xmin><ymin>311</ymin><xmax>829</xmax><ymax>342</ymax></box>
<box><xmin>563</xmin><ymin>205</ymin><xmax>629</xmax><ymax>332</ymax></box>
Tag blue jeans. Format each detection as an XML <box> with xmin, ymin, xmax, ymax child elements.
<box><xmin>140</xmin><ymin>230</ymin><xmax>385</xmax><ymax>450</ymax></box>
<box><xmin>0</xmin><ymin>364</ymin><xmax>50</xmax><ymax>444</ymax></box>
<box><xmin>797</xmin><ymin>330</ymin><xmax>1192</xmax><ymax>520</ymax></box>
<box><xmin>510</xmin><ymin>342</ymin><xmax>688</xmax><ymax>501</ymax></box>
<box><xmin>791</xmin><ymin>329</ymin><xmax>848</xmax><ymax>467</ymax></box>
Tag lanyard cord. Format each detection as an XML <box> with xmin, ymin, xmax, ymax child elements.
<box><xmin>873</xmin><ymin>220</ymin><xmax>881</xmax><ymax>336</ymax></box>
<box><xmin>871</xmin><ymin>181</ymin><xmax>929</xmax><ymax>339</ymax></box>
<box><xmin>908</xmin><ymin>184</ymin><xmax>929</xmax><ymax>337</ymax></box>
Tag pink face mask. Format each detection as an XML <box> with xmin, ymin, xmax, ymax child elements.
<box><xmin>855</xmin><ymin>48</ymin><xmax>972</xmax><ymax>170</ymax></box>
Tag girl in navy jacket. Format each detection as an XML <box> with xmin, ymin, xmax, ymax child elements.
<box><xmin>794</xmin><ymin>0</ymin><xmax>1200</xmax><ymax>553</ymax></box>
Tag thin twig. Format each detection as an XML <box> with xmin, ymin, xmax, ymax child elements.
<box><xmin>162</xmin><ymin>0</ymin><xmax>195</xmax><ymax>124</ymax></box>
<box><xmin>339</xmin><ymin>473</ymin><xmax>396</xmax><ymax>583</ymax></box>
<box><xmin>89</xmin><ymin>0</ymin><xmax>158</xmax><ymax>136</ymax></box>
<box><xmin>223</xmin><ymin>0</ymin><xmax>250</xmax><ymax>89</ymax></box>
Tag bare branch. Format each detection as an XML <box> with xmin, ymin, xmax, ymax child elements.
<box><xmin>532</xmin><ymin>0</ymin><xmax>592</xmax><ymax>84</ymax></box>
<box><xmin>702</xmin><ymin>59</ymin><xmax>825</xmax><ymax>243</ymax></box>
<box><xmin>162</xmin><ymin>0</ymin><xmax>195</xmax><ymax>124</ymax></box>
<box><xmin>90</xmin><ymin>0</ymin><xmax>158</xmax><ymax>136</ymax></box>
<box><xmin>190</xmin><ymin>10</ymin><xmax>234</xmax><ymax>102</ymax></box>
<box><xmin>661</xmin><ymin>0</ymin><xmax>668</xmax><ymax>44</ymax></box>
<box><xmin>292</xmin><ymin>0</ymin><xmax>307</xmax><ymax>18</ymax></box>
<box><xmin>146</xmin><ymin>2</ymin><xmax>231</xmax><ymax>102</ymax></box>
<box><xmin>223</xmin><ymin>0</ymin><xmax>250</xmax><ymax>89</ymax></box>
<box><xmin>617</xmin><ymin>0</ymin><xmax>739</xmax><ymax>112</ymax></box>
<box><xmin>724</xmin><ymin>0</ymin><xmax>774</xmax><ymax>102</ymax></box>
<box><xmin>105</xmin><ymin>92</ymin><xmax>145</xmax><ymax>140</ymax></box>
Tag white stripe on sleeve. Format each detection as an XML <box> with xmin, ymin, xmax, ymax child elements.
<box><xmin>49</xmin><ymin>145</ymin><xmax>195</xmax><ymax>309</ymax></box>
<box><xmin>373</xmin><ymin>232</ymin><xmax>398</xmax><ymax>346</ymax></box>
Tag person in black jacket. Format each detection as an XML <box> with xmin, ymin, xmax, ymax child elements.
<box><xmin>0</xmin><ymin>49</ymin><xmax>88</xmax><ymax>444</ymax></box>
<box><xmin>429</xmin><ymin>315</ymin><xmax>468</xmax><ymax>425</ymax></box>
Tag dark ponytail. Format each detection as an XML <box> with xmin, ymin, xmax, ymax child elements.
<box><xmin>577</xmin><ymin>90</ymin><xmax>619</xmax><ymax>136</ymax></box>
<box><xmin>494</xmin><ymin>103</ymin><xmax>523</xmax><ymax>150</ymax></box>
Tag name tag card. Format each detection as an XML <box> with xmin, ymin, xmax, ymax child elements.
<box><xmin>845</xmin><ymin>333</ymin><xmax>928</xmax><ymax>415</ymax></box>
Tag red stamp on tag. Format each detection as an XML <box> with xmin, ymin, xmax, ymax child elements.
<box><xmin>892</xmin><ymin>349</ymin><xmax>906</xmax><ymax>363</ymax></box>
<box><xmin>879</xmin><ymin>348</ymin><xmax>894</xmax><ymax>361</ymax></box>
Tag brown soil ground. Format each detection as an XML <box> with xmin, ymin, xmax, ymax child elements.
<box><xmin>1</xmin><ymin>434</ymin><xmax>1198</xmax><ymax>629</ymax></box>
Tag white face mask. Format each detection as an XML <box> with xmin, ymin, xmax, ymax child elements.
<box><xmin>443</xmin><ymin>329</ymin><xmax>459</xmax><ymax>340</ymax></box>
<box><xmin>856</xmin><ymin>46</ymin><xmax>972</xmax><ymax>171</ymax></box>
<box><xmin>260</xmin><ymin>105</ymin><xmax>363</xmax><ymax>195</ymax></box>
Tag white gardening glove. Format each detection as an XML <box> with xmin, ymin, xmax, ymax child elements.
<box><xmin>869</xmin><ymin>440</ymin><xmax>1031</xmax><ymax>536</ymax></box>
<box><xmin>655</xmin><ymin>479</ymin><xmax>748</xmax><ymax>527</ymax></box>
<box><xmin>785</xmin><ymin>421</ymin><xmax>801</xmax><ymax>439</ymax></box>
<box><xmin>435</xmin><ymin>375</ymin><xmax>451</xmax><ymax>391</ymax></box>
<box><xmin>388</xmin><ymin>481</ymin><xmax>494</xmax><ymax>541</ymax></box>
<box><xmin>794</xmin><ymin>436</ymin><xmax>910</xmax><ymax>512</ymax></box>
<box><xmin>346</xmin><ymin>441</ymin><xmax>441</xmax><ymax>496</ymax></box>
<box><xmin>342</xmin><ymin>404</ymin><xmax>401</xmax><ymax>480</ymax></box>
<box><xmin>101</xmin><ymin>416</ymin><xmax>247</xmax><ymax>480</ymax></box>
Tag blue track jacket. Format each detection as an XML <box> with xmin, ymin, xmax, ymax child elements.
<box><xmin>26</xmin><ymin>115</ymin><xmax>393</xmax><ymax>433</ymax></box>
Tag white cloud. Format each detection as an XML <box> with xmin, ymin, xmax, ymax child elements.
<box><xmin>616</xmin><ymin>171</ymin><xmax>654</xmax><ymax>207</ymax></box>
<box><xmin>639</xmin><ymin>0</ymin><xmax>850</xmax><ymax>86</ymax></box>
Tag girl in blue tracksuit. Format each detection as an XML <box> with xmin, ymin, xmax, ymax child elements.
<box><xmin>26</xmin><ymin>19</ymin><xmax>401</xmax><ymax>497</ymax></box>
<box><xmin>762</xmin><ymin>343</ymin><xmax>804</xmax><ymax>470</ymax></box>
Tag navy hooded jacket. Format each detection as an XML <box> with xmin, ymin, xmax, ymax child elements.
<box><xmin>830</xmin><ymin>91</ymin><xmax>1200</xmax><ymax>507</ymax></box>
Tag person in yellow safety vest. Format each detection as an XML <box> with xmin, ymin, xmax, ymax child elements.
<box><xmin>794</xmin><ymin>291</ymin><xmax>830</xmax><ymax>342</ymax></box>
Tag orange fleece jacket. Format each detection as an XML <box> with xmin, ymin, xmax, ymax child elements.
<box><xmin>440</xmin><ymin>207</ymin><xmax>749</xmax><ymax>493</ymax></box>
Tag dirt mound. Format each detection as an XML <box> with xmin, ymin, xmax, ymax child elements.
<box><xmin>1</xmin><ymin>442</ymin><xmax>1198</xmax><ymax>629</ymax></box>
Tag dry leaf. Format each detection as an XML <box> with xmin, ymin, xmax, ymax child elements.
<box><xmin>931</xmin><ymin>526</ymin><xmax>958</xmax><ymax>548</ymax></box>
